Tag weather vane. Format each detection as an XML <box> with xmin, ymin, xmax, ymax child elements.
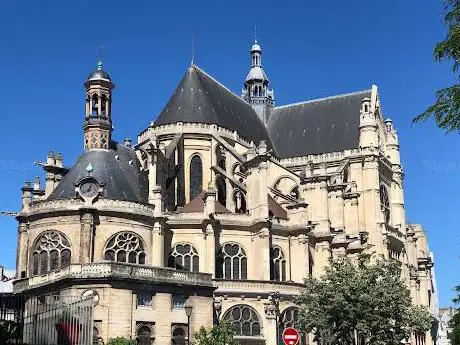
<box><xmin>97</xmin><ymin>44</ymin><xmax>105</xmax><ymax>70</ymax></box>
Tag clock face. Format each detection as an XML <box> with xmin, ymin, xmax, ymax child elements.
<box><xmin>82</xmin><ymin>289</ymin><xmax>100</xmax><ymax>305</ymax></box>
<box><xmin>80</xmin><ymin>180</ymin><xmax>99</xmax><ymax>198</ymax></box>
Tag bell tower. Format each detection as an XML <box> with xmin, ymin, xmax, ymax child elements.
<box><xmin>241</xmin><ymin>40</ymin><xmax>274</xmax><ymax>124</ymax></box>
<box><xmin>83</xmin><ymin>60</ymin><xmax>115</xmax><ymax>150</ymax></box>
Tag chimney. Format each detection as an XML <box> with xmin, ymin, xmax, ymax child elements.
<box><xmin>33</xmin><ymin>176</ymin><xmax>40</xmax><ymax>190</ymax></box>
<box><xmin>47</xmin><ymin>151</ymin><xmax>55</xmax><ymax>166</ymax></box>
<box><xmin>124</xmin><ymin>138</ymin><xmax>132</xmax><ymax>148</ymax></box>
<box><xmin>55</xmin><ymin>152</ymin><xmax>63</xmax><ymax>168</ymax></box>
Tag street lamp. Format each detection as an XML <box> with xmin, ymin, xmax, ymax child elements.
<box><xmin>185</xmin><ymin>299</ymin><xmax>193</xmax><ymax>345</ymax></box>
<box><xmin>269</xmin><ymin>292</ymin><xmax>281</xmax><ymax>345</ymax></box>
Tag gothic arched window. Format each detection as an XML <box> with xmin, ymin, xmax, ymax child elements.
<box><xmin>278</xmin><ymin>308</ymin><xmax>307</xmax><ymax>345</ymax></box>
<box><xmin>189</xmin><ymin>155</ymin><xmax>203</xmax><ymax>201</ymax></box>
<box><xmin>104</xmin><ymin>232</ymin><xmax>146</xmax><ymax>265</ymax></box>
<box><xmin>216</xmin><ymin>243</ymin><xmax>247</xmax><ymax>280</ymax></box>
<box><xmin>217</xmin><ymin>176</ymin><xmax>227</xmax><ymax>207</ymax></box>
<box><xmin>380</xmin><ymin>185</ymin><xmax>390</xmax><ymax>224</ymax></box>
<box><xmin>137</xmin><ymin>325</ymin><xmax>153</xmax><ymax>345</ymax></box>
<box><xmin>91</xmin><ymin>94</ymin><xmax>98</xmax><ymax>116</ymax></box>
<box><xmin>223</xmin><ymin>305</ymin><xmax>261</xmax><ymax>337</ymax></box>
<box><xmin>168</xmin><ymin>243</ymin><xmax>199</xmax><ymax>272</ymax></box>
<box><xmin>31</xmin><ymin>231</ymin><xmax>71</xmax><ymax>276</ymax></box>
<box><xmin>270</xmin><ymin>246</ymin><xmax>286</xmax><ymax>281</ymax></box>
<box><xmin>172</xmin><ymin>326</ymin><xmax>187</xmax><ymax>345</ymax></box>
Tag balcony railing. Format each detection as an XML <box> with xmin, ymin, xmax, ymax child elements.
<box><xmin>14</xmin><ymin>262</ymin><xmax>213</xmax><ymax>292</ymax></box>
<box><xmin>214</xmin><ymin>279</ymin><xmax>305</xmax><ymax>296</ymax></box>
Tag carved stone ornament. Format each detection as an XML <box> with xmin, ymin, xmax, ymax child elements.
<box><xmin>75</xmin><ymin>175</ymin><xmax>104</xmax><ymax>204</ymax></box>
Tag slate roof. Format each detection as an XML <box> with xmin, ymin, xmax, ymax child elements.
<box><xmin>267</xmin><ymin>90</ymin><xmax>371</xmax><ymax>158</ymax></box>
<box><xmin>181</xmin><ymin>191</ymin><xmax>231</xmax><ymax>214</ymax></box>
<box><xmin>154</xmin><ymin>65</ymin><xmax>273</xmax><ymax>148</ymax></box>
<box><xmin>48</xmin><ymin>142</ymin><xmax>148</xmax><ymax>203</ymax></box>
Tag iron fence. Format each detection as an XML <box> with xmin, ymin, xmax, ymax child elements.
<box><xmin>0</xmin><ymin>293</ymin><xmax>94</xmax><ymax>345</ymax></box>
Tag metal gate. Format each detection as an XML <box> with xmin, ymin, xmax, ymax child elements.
<box><xmin>1</xmin><ymin>293</ymin><xmax>94</xmax><ymax>345</ymax></box>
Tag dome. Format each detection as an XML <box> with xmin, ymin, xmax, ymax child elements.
<box><xmin>245</xmin><ymin>66</ymin><xmax>268</xmax><ymax>82</ymax></box>
<box><xmin>251</xmin><ymin>42</ymin><xmax>261</xmax><ymax>52</ymax></box>
<box><xmin>87</xmin><ymin>69</ymin><xmax>112</xmax><ymax>81</ymax></box>
<box><xmin>48</xmin><ymin>142</ymin><xmax>148</xmax><ymax>203</ymax></box>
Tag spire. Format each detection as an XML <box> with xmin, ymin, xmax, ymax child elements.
<box><xmin>83</xmin><ymin>57</ymin><xmax>115</xmax><ymax>150</ymax></box>
<box><xmin>241</xmin><ymin>39</ymin><xmax>274</xmax><ymax>124</ymax></box>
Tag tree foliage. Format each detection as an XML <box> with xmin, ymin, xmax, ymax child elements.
<box><xmin>107</xmin><ymin>336</ymin><xmax>137</xmax><ymax>345</ymax></box>
<box><xmin>449</xmin><ymin>285</ymin><xmax>460</xmax><ymax>345</ymax></box>
<box><xmin>413</xmin><ymin>0</ymin><xmax>460</xmax><ymax>132</ymax></box>
<box><xmin>295</xmin><ymin>255</ymin><xmax>432</xmax><ymax>345</ymax></box>
<box><xmin>193</xmin><ymin>321</ymin><xmax>238</xmax><ymax>345</ymax></box>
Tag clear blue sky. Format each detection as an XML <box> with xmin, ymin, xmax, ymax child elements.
<box><xmin>0</xmin><ymin>1</ymin><xmax>458</xmax><ymax>306</ymax></box>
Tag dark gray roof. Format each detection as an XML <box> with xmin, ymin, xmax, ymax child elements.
<box><xmin>154</xmin><ymin>65</ymin><xmax>273</xmax><ymax>147</ymax></box>
<box><xmin>48</xmin><ymin>142</ymin><xmax>148</xmax><ymax>203</ymax></box>
<box><xmin>267</xmin><ymin>90</ymin><xmax>371</xmax><ymax>158</ymax></box>
<box><xmin>87</xmin><ymin>69</ymin><xmax>112</xmax><ymax>81</ymax></box>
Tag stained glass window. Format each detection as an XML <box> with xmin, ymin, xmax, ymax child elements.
<box><xmin>380</xmin><ymin>185</ymin><xmax>390</xmax><ymax>224</ymax></box>
<box><xmin>189</xmin><ymin>155</ymin><xmax>203</xmax><ymax>200</ymax></box>
<box><xmin>216</xmin><ymin>243</ymin><xmax>247</xmax><ymax>280</ymax></box>
<box><xmin>168</xmin><ymin>244</ymin><xmax>199</xmax><ymax>272</ymax></box>
<box><xmin>278</xmin><ymin>308</ymin><xmax>307</xmax><ymax>345</ymax></box>
<box><xmin>223</xmin><ymin>305</ymin><xmax>261</xmax><ymax>337</ymax></box>
<box><xmin>104</xmin><ymin>232</ymin><xmax>146</xmax><ymax>265</ymax></box>
<box><xmin>270</xmin><ymin>246</ymin><xmax>286</xmax><ymax>281</ymax></box>
<box><xmin>30</xmin><ymin>231</ymin><xmax>71</xmax><ymax>276</ymax></box>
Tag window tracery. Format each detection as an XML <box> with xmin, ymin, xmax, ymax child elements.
<box><xmin>216</xmin><ymin>243</ymin><xmax>247</xmax><ymax>280</ymax></box>
<box><xmin>168</xmin><ymin>243</ymin><xmax>199</xmax><ymax>272</ymax></box>
<box><xmin>104</xmin><ymin>232</ymin><xmax>146</xmax><ymax>265</ymax></box>
<box><xmin>31</xmin><ymin>231</ymin><xmax>71</xmax><ymax>276</ymax></box>
<box><xmin>223</xmin><ymin>305</ymin><xmax>261</xmax><ymax>337</ymax></box>
<box><xmin>380</xmin><ymin>185</ymin><xmax>390</xmax><ymax>224</ymax></box>
<box><xmin>190</xmin><ymin>155</ymin><xmax>203</xmax><ymax>200</ymax></box>
<box><xmin>270</xmin><ymin>246</ymin><xmax>286</xmax><ymax>281</ymax></box>
<box><xmin>278</xmin><ymin>308</ymin><xmax>306</xmax><ymax>345</ymax></box>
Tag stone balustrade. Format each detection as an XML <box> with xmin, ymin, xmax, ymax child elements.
<box><xmin>14</xmin><ymin>262</ymin><xmax>213</xmax><ymax>292</ymax></box>
<box><xmin>214</xmin><ymin>279</ymin><xmax>305</xmax><ymax>297</ymax></box>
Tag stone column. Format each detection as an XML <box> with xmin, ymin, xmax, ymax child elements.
<box><xmin>263</xmin><ymin>300</ymin><xmax>278</xmax><ymax>345</ymax></box>
<box><xmin>155</xmin><ymin>293</ymin><xmax>172</xmax><ymax>344</ymax></box>
<box><xmin>313</xmin><ymin>238</ymin><xmax>331</xmax><ymax>278</ymax></box>
<box><xmin>252</xmin><ymin>227</ymin><xmax>270</xmax><ymax>280</ymax></box>
<box><xmin>328</xmin><ymin>186</ymin><xmax>344</xmax><ymax>231</ymax></box>
<box><xmin>203</xmin><ymin>223</ymin><xmax>215</xmax><ymax>276</ymax></box>
<box><xmin>16</xmin><ymin>222</ymin><xmax>29</xmax><ymax>278</ymax></box>
<box><xmin>391</xmin><ymin>170</ymin><xmax>405</xmax><ymax>230</ymax></box>
<box><xmin>189</xmin><ymin>296</ymin><xmax>213</xmax><ymax>335</ymax></box>
<box><xmin>151</xmin><ymin>222</ymin><xmax>164</xmax><ymax>267</ymax></box>
<box><xmin>362</xmin><ymin>155</ymin><xmax>382</xmax><ymax>252</ymax></box>
<box><xmin>291</xmin><ymin>234</ymin><xmax>310</xmax><ymax>283</ymax></box>
<box><xmin>80</xmin><ymin>211</ymin><xmax>94</xmax><ymax>264</ymax></box>
<box><xmin>344</xmin><ymin>191</ymin><xmax>359</xmax><ymax>236</ymax></box>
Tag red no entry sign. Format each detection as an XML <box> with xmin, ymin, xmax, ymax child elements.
<box><xmin>282</xmin><ymin>327</ymin><xmax>300</xmax><ymax>345</ymax></box>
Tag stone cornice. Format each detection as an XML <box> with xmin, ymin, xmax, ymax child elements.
<box><xmin>214</xmin><ymin>279</ymin><xmax>305</xmax><ymax>298</ymax></box>
<box><xmin>17</xmin><ymin>198</ymin><xmax>155</xmax><ymax>221</ymax></box>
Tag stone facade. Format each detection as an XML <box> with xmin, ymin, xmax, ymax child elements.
<box><xmin>12</xmin><ymin>42</ymin><xmax>436</xmax><ymax>345</ymax></box>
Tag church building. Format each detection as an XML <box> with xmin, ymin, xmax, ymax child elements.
<box><xmin>13</xmin><ymin>40</ymin><xmax>436</xmax><ymax>345</ymax></box>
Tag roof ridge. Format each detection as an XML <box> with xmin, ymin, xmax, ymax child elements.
<box><xmin>192</xmin><ymin>64</ymin><xmax>253</xmax><ymax>109</ymax></box>
<box><xmin>274</xmin><ymin>89</ymin><xmax>372</xmax><ymax>110</ymax></box>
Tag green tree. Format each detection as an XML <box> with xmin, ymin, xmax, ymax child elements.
<box><xmin>449</xmin><ymin>285</ymin><xmax>460</xmax><ymax>345</ymax></box>
<box><xmin>295</xmin><ymin>255</ymin><xmax>432</xmax><ymax>345</ymax></box>
<box><xmin>193</xmin><ymin>321</ymin><xmax>238</xmax><ymax>345</ymax></box>
<box><xmin>107</xmin><ymin>336</ymin><xmax>137</xmax><ymax>345</ymax></box>
<box><xmin>413</xmin><ymin>0</ymin><xmax>460</xmax><ymax>131</ymax></box>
